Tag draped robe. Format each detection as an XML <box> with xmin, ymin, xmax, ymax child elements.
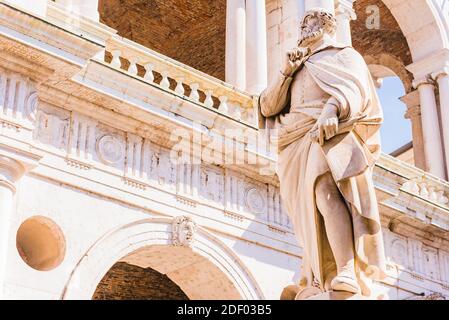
<box><xmin>259</xmin><ymin>43</ymin><xmax>387</xmax><ymax>296</ymax></box>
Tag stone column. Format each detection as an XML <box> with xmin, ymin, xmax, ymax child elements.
<box><xmin>335</xmin><ymin>0</ymin><xmax>356</xmax><ymax>46</ymax></box>
<box><xmin>225</xmin><ymin>0</ymin><xmax>246</xmax><ymax>91</ymax></box>
<box><xmin>401</xmin><ymin>90</ymin><xmax>426</xmax><ymax>170</ymax></box>
<box><xmin>0</xmin><ymin>156</ymin><xmax>25</xmax><ymax>298</ymax></box>
<box><xmin>415</xmin><ymin>79</ymin><xmax>446</xmax><ymax>179</ymax></box>
<box><xmin>56</xmin><ymin>0</ymin><xmax>100</xmax><ymax>22</ymax></box>
<box><xmin>246</xmin><ymin>0</ymin><xmax>268</xmax><ymax>95</ymax></box>
<box><xmin>0</xmin><ymin>145</ymin><xmax>41</xmax><ymax>298</ymax></box>
<box><xmin>434</xmin><ymin>71</ymin><xmax>449</xmax><ymax>179</ymax></box>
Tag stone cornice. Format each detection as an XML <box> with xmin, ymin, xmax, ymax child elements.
<box><xmin>0</xmin><ymin>2</ymin><xmax>107</xmax><ymax>62</ymax></box>
<box><xmin>407</xmin><ymin>48</ymin><xmax>449</xmax><ymax>86</ymax></box>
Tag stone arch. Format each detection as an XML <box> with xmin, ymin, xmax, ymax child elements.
<box><xmin>352</xmin><ymin>0</ymin><xmax>449</xmax><ymax>94</ymax></box>
<box><xmin>364</xmin><ymin>53</ymin><xmax>411</xmax><ymax>92</ymax></box>
<box><xmin>353</xmin><ymin>0</ymin><xmax>448</xmax><ymax>62</ymax></box>
<box><xmin>61</xmin><ymin>217</ymin><xmax>264</xmax><ymax>300</ymax></box>
<box><xmin>381</xmin><ymin>0</ymin><xmax>448</xmax><ymax>61</ymax></box>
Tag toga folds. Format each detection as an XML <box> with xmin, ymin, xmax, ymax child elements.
<box><xmin>259</xmin><ymin>43</ymin><xmax>387</xmax><ymax>296</ymax></box>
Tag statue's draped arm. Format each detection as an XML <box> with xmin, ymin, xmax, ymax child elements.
<box><xmin>259</xmin><ymin>71</ymin><xmax>293</xmax><ymax>118</ymax></box>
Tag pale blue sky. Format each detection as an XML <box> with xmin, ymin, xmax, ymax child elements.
<box><xmin>376</xmin><ymin>77</ymin><xmax>412</xmax><ymax>154</ymax></box>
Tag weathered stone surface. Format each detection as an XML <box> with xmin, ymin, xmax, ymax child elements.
<box><xmin>2</xmin><ymin>0</ymin><xmax>449</xmax><ymax>301</ymax></box>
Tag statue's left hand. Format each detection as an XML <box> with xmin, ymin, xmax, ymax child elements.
<box><xmin>312</xmin><ymin>104</ymin><xmax>339</xmax><ymax>146</ymax></box>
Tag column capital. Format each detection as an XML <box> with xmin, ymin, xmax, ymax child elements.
<box><xmin>400</xmin><ymin>89</ymin><xmax>420</xmax><ymax>108</ymax></box>
<box><xmin>431</xmin><ymin>66</ymin><xmax>449</xmax><ymax>82</ymax></box>
<box><xmin>335</xmin><ymin>0</ymin><xmax>356</xmax><ymax>20</ymax></box>
<box><xmin>0</xmin><ymin>145</ymin><xmax>42</xmax><ymax>192</ymax></box>
<box><xmin>413</xmin><ymin>75</ymin><xmax>436</xmax><ymax>90</ymax></box>
<box><xmin>401</xmin><ymin>90</ymin><xmax>421</xmax><ymax>120</ymax></box>
<box><xmin>0</xmin><ymin>157</ymin><xmax>24</xmax><ymax>192</ymax></box>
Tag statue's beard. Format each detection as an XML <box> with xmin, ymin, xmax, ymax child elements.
<box><xmin>299</xmin><ymin>28</ymin><xmax>324</xmax><ymax>46</ymax></box>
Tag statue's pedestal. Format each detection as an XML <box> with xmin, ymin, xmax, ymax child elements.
<box><xmin>286</xmin><ymin>285</ymin><xmax>371</xmax><ymax>300</ymax></box>
<box><xmin>307</xmin><ymin>292</ymin><xmax>368</xmax><ymax>300</ymax></box>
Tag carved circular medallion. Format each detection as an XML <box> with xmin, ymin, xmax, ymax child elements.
<box><xmin>97</xmin><ymin>135</ymin><xmax>125</xmax><ymax>165</ymax></box>
<box><xmin>245</xmin><ymin>188</ymin><xmax>265</xmax><ymax>215</ymax></box>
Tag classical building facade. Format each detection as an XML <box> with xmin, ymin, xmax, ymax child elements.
<box><xmin>1</xmin><ymin>0</ymin><xmax>449</xmax><ymax>300</ymax></box>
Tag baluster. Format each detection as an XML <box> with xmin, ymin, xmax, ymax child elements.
<box><xmin>144</xmin><ymin>63</ymin><xmax>155</xmax><ymax>83</ymax></box>
<box><xmin>189</xmin><ymin>83</ymin><xmax>200</xmax><ymax>102</ymax></box>
<box><xmin>245</xmin><ymin>108</ymin><xmax>253</xmax><ymax>124</ymax></box>
<box><xmin>111</xmin><ymin>50</ymin><xmax>122</xmax><ymax>69</ymax></box>
<box><xmin>437</xmin><ymin>191</ymin><xmax>449</xmax><ymax>205</ymax></box>
<box><xmin>233</xmin><ymin>105</ymin><xmax>242</xmax><ymax>120</ymax></box>
<box><xmin>128</xmin><ymin>57</ymin><xmax>139</xmax><ymax>76</ymax></box>
<box><xmin>411</xmin><ymin>182</ymin><xmax>420</xmax><ymax>194</ymax></box>
<box><xmin>175</xmin><ymin>78</ymin><xmax>185</xmax><ymax>96</ymax></box>
<box><xmin>218</xmin><ymin>96</ymin><xmax>228</xmax><ymax>113</ymax></box>
<box><xmin>205</xmin><ymin>90</ymin><xmax>214</xmax><ymax>108</ymax></box>
<box><xmin>429</xmin><ymin>187</ymin><xmax>438</xmax><ymax>202</ymax></box>
<box><xmin>419</xmin><ymin>183</ymin><xmax>429</xmax><ymax>198</ymax></box>
<box><xmin>160</xmin><ymin>71</ymin><xmax>170</xmax><ymax>89</ymax></box>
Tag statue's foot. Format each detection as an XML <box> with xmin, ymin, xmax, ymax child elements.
<box><xmin>331</xmin><ymin>270</ymin><xmax>360</xmax><ymax>294</ymax></box>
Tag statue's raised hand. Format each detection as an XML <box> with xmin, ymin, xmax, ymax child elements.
<box><xmin>282</xmin><ymin>47</ymin><xmax>311</xmax><ymax>77</ymax></box>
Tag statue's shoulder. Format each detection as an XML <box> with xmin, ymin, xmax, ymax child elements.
<box><xmin>336</xmin><ymin>47</ymin><xmax>366</xmax><ymax>63</ymax></box>
<box><xmin>308</xmin><ymin>45</ymin><xmax>368</xmax><ymax>71</ymax></box>
<box><xmin>330</xmin><ymin>47</ymin><xmax>368</xmax><ymax>70</ymax></box>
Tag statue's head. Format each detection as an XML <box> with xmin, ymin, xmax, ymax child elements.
<box><xmin>299</xmin><ymin>8</ymin><xmax>337</xmax><ymax>47</ymax></box>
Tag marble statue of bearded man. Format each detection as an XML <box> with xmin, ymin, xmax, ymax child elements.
<box><xmin>259</xmin><ymin>8</ymin><xmax>387</xmax><ymax>298</ymax></box>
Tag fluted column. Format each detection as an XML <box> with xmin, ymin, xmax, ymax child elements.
<box><xmin>246</xmin><ymin>0</ymin><xmax>268</xmax><ymax>94</ymax></box>
<box><xmin>401</xmin><ymin>90</ymin><xmax>426</xmax><ymax>170</ymax></box>
<box><xmin>433</xmin><ymin>71</ymin><xmax>449</xmax><ymax>179</ymax></box>
<box><xmin>415</xmin><ymin>79</ymin><xmax>446</xmax><ymax>179</ymax></box>
<box><xmin>335</xmin><ymin>0</ymin><xmax>356</xmax><ymax>46</ymax></box>
<box><xmin>225</xmin><ymin>0</ymin><xmax>246</xmax><ymax>91</ymax></box>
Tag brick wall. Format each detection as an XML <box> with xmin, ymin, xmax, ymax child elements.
<box><xmin>92</xmin><ymin>262</ymin><xmax>189</xmax><ymax>300</ymax></box>
<box><xmin>98</xmin><ymin>0</ymin><xmax>226</xmax><ymax>81</ymax></box>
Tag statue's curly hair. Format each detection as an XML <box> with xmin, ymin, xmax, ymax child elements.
<box><xmin>302</xmin><ymin>8</ymin><xmax>338</xmax><ymax>36</ymax></box>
